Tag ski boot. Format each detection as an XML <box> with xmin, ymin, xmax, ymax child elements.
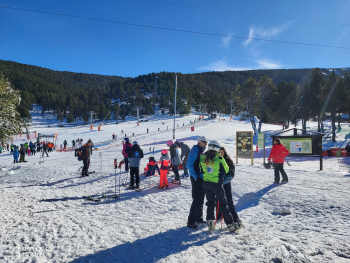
<box><xmin>207</xmin><ymin>220</ymin><xmax>215</xmax><ymax>233</ymax></box>
<box><xmin>158</xmin><ymin>185</ymin><xmax>164</xmax><ymax>189</ymax></box>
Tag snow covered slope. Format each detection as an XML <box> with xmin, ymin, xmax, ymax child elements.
<box><xmin>0</xmin><ymin>112</ymin><xmax>350</xmax><ymax>262</ymax></box>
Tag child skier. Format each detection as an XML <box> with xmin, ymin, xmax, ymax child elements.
<box><xmin>144</xmin><ymin>157</ymin><xmax>160</xmax><ymax>177</ymax></box>
<box><xmin>127</xmin><ymin>141</ymin><xmax>144</xmax><ymax>190</ymax></box>
<box><xmin>13</xmin><ymin>146</ymin><xmax>19</xmax><ymax>163</ymax></box>
<box><xmin>158</xmin><ymin>149</ymin><xmax>171</xmax><ymax>189</ymax></box>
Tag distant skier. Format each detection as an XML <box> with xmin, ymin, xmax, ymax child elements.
<box><xmin>13</xmin><ymin>146</ymin><xmax>19</xmax><ymax>163</ymax></box>
<box><xmin>268</xmin><ymin>138</ymin><xmax>289</xmax><ymax>184</ymax></box>
<box><xmin>30</xmin><ymin>142</ymin><xmax>36</xmax><ymax>156</ymax></box>
<box><xmin>176</xmin><ymin>140</ymin><xmax>190</xmax><ymax>178</ymax></box>
<box><xmin>81</xmin><ymin>139</ymin><xmax>92</xmax><ymax>177</ymax></box>
<box><xmin>19</xmin><ymin>144</ymin><xmax>27</xmax><ymax>162</ymax></box>
<box><xmin>158</xmin><ymin>149</ymin><xmax>170</xmax><ymax>188</ymax></box>
<box><xmin>112</xmin><ymin>134</ymin><xmax>116</xmax><ymax>140</ymax></box>
<box><xmin>63</xmin><ymin>140</ymin><xmax>68</xmax><ymax>149</ymax></box>
<box><xmin>71</xmin><ymin>139</ymin><xmax>75</xmax><ymax>148</ymax></box>
<box><xmin>122</xmin><ymin>138</ymin><xmax>132</xmax><ymax>172</ymax></box>
<box><xmin>42</xmin><ymin>142</ymin><xmax>49</xmax><ymax>157</ymax></box>
<box><xmin>167</xmin><ymin>140</ymin><xmax>181</xmax><ymax>184</ymax></box>
<box><xmin>127</xmin><ymin>141</ymin><xmax>144</xmax><ymax>190</ymax></box>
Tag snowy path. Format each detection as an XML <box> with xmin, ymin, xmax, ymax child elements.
<box><xmin>1</xmin><ymin>115</ymin><xmax>350</xmax><ymax>262</ymax></box>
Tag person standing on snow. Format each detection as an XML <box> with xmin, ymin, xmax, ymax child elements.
<box><xmin>268</xmin><ymin>138</ymin><xmax>289</xmax><ymax>184</ymax></box>
<box><xmin>127</xmin><ymin>141</ymin><xmax>144</xmax><ymax>190</ymax></box>
<box><xmin>158</xmin><ymin>149</ymin><xmax>170</xmax><ymax>188</ymax></box>
<box><xmin>13</xmin><ymin>146</ymin><xmax>19</xmax><ymax>163</ymax></box>
<box><xmin>168</xmin><ymin>140</ymin><xmax>181</xmax><ymax>184</ymax></box>
<box><xmin>200</xmin><ymin>141</ymin><xmax>239</xmax><ymax>233</ymax></box>
<box><xmin>186</xmin><ymin>136</ymin><xmax>207</xmax><ymax>229</ymax></box>
<box><xmin>19</xmin><ymin>144</ymin><xmax>27</xmax><ymax>162</ymax></box>
<box><xmin>176</xmin><ymin>140</ymin><xmax>190</xmax><ymax>178</ymax></box>
<box><xmin>42</xmin><ymin>142</ymin><xmax>49</xmax><ymax>157</ymax></box>
<box><xmin>81</xmin><ymin>139</ymin><xmax>92</xmax><ymax>177</ymax></box>
<box><xmin>122</xmin><ymin>138</ymin><xmax>133</xmax><ymax>172</ymax></box>
<box><xmin>63</xmin><ymin>140</ymin><xmax>68</xmax><ymax>150</ymax></box>
<box><xmin>217</xmin><ymin>147</ymin><xmax>242</xmax><ymax>227</ymax></box>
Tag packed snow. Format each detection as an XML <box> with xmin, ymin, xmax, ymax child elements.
<box><xmin>1</xmin><ymin>108</ymin><xmax>350</xmax><ymax>263</ymax></box>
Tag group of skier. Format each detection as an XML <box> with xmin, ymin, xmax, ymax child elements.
<box><xmin>9</xmin><ymin>140</ymin><xmax>52</xmax><ymax>163</ymax></box>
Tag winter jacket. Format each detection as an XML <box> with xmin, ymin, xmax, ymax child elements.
<box><xmin>222</xmin><ymin>156</ymin><xmax>235</xmax><ymax>185</ymax></box>
<box><xmin>169</xmin><ymin>144</ymin><xmax>181</xmax><ymax>165</ymax></box>
<box><xmin>128</xmin><ymin>145</ymin><xmax>144</xmax><ymax>167</ymax></box>
<box><xmin>80</xmin><ymin>143</ymin><xmax>92</xmax><ymax>159</ymax></box>
<box><xmin>186</xmin><ymin>144</ymin><xmax>205</xmax><ymax>179</ymax></box>
<box><xmin>178</xmin><ymin>142</ymin><xmax>190</xmax><ymax>161</ymax></box>
<box><xmin>159</xmin><ymin>154</ymin><xmax>171</xmax><ymax>170</ymax></box>
<box><xmin>20</xmin><ymin>145</ymin><xmax>26</xmax><ymax>155</ymax></box>
<box><xmin>268</xmin><ymin>144</ymin><xmax>289</xmax><ymax>164</ymax></box>
<box><xmin>145</xmin><ymin>160</ymin><xmax>160</xmax><ymax>176</ymax></box>
<box><xmin>43</xmin><ymin>143</ymin><xmax>48</xmax><ymax>151</ymax></box>
<box><xmin>13</xmin><ymin>149</ymin><xmax>19</xmax><ymax>159</ymax></box>
<box><xmin>122</xmin><ymin>142</ymin><xmax>132</xmax><ymax>158</ymax></box>
<box><xmin>200</xmin><ymin>153</ymin><xmax>229</xmax><ymax>184</ymax></box>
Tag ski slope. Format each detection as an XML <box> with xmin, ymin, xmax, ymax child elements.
<box><xmin>0</xmin><ymin>109</ymin><xmax>350</xmax><ymax>263</ymax></box>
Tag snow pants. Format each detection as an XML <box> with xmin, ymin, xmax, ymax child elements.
<box><xmin>82</xmin><ymin>158</ymin><xmax>89</xmax><ymax>176</ymax></box>
<box><xmin>217</xmin><ymin>183</ymin><xmax>239</xmax><ymax>222</ymax></box>
<box><xmin>14</xmin><ymin>157</ymin><xmax>18</xmax><ymax>163</ymax></box>
<box><xmin>187</xmin><ymin>177</ymin><xmax>205</xmax><ymax>225</ymax></box>
<box><xmin>124</xmin><ymin>157</ymin><xmax>129</xmax><ymax>172</ymax></box>
<box><xmin>182</xmin><ymin>156</ymin><xmax>189</xmax><ymax>176</ymax></box>
<box><xmin>19</xmin><ymin>154</ymin><xmax>25</xmax><ymax>162</ymax></box>
<box><xmin>130</xmin><ymin>167</ymin><xmax>140</xmax><ymax>188</ymax></box>
<box><xmin>172</xmin><ymin>164</ymin><xmax>180</xmax><ymax>181</ymax></box>
<box><xmin>203</xmin><ymin>180</ymin><xmax>233</xmax><ymax>225</ymax></box>
<box><xmin>159</xmin><ymin>169</ymin><xmax>168</xmax><ymax>186</ymax></box>
<box><xmin>42</xmin><ymin>150</ymin><xmax>49</xmax><ymax>157</ymax></box>
<box><xmin>273</xmin><ymin>163</ymin><xmax>288</xmax><ymax>182</ymax></box>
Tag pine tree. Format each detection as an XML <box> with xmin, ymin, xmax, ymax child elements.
<box><xmin>0</xmin><ymin>73</ymin><xmax>26</xmax><ymax>143</ymax></box>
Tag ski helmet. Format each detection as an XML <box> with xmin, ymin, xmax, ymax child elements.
<box><xmin>208</xmin><ymin>140</ymin><xmax>220</xmax><ymax>152</ymax></box>
<box><xmin>167</xmin><ymin>139</ymin><xmax>174</xmax><ymax>147</ymax></box>
<box><xmin>124</xmin><ymin>137</ymin><xmax>129</xmax><ymax>142</ymax></box>
<box><xmin>263</xmin><ymin>162</ymin><xmax>272</xmax><ymax>169</ymax></box>
<box><xmin>133</xmin><ymin>141</ymin><xmax>138</xmax><ymax>145</ymax></box>
<box><xmin>161</xmin><ymin>149</ymin><xmax>168</xmax><ymax>155</ymax></box>
<box><xmin>197</xmin><ymin>136</ymin><xmax>207</xmax><ymax>143</ymax></box>
<box><xmin>149</xmin><ymin>157</ymin><xmax>155</xmax><ymax>162</ymax></box>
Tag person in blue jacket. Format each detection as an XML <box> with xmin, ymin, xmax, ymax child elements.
<box><xmin>186</xmin><ymin>136</ymin><xmax>208</xmax><ymax>229</ymax></box>
<box><xmin>13</xmin><ymin>146</ymin><xmax>19</xmax><ymax>163</ymax></box>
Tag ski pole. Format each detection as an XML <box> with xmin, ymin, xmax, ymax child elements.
<box><xmin>114</xmin><ymin>168</ymin><xmax>117</xmax><ymax>203</ymax></box>
<box><xmin>119</xmin><ymin>167</ymin><xmax>121</xmax><ymax>201</ymax></box>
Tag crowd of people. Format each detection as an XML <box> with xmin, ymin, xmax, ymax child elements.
<box><xmin>5</xmin><ymin>140</ymin><xmax>55</xmax><ymax>163</ymax></box>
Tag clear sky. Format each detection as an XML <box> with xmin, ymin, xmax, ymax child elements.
<box><xmin>1</xmin><ymin>0</ymin><xmax>350</xmax><ymax>77</ymax></box>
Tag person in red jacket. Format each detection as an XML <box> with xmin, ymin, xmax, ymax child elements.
<box><xmin>268</xmin><ymin>138</ymin><xmax>289</xmax><ymax>183</ymax></box>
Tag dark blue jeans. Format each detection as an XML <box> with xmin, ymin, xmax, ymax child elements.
<box><xmin>124</xmin><ymin>157</ymin><xmax>129</xmax><ymax>172</ymax></box>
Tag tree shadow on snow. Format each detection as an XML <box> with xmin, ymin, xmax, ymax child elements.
<box><xmin>70</xmin><ymin>226</ymin><xmax>219</xmax><ymax>263</ymax></box>
<box><xmin>235</xmin><ymin>184</ymin><xmax>280</xmax><ymax>212</ymax></box>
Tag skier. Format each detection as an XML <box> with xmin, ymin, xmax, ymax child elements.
<box><xmin>186</xmin><ymin>136</ymin><xmax>207</xmax><ymax>229</ymax></box>
<box><xmin>127</xmin><ymin>141</ymin><xmax>144</xmax><ymax>190</ymax></box>
<box><xmin>200</xmin><ymin>140</ymin><xmax>238</xmax><ymax>233</ymax></box>
<box><xmin>63</xmin><ymin>140</ymin><xmax>67</xmax><ymax>150</ymax></box>
<box><xmin>167</xmin><ymin>140</ymin><xmax>181</xmax><ymax>184</ymax></box>
<box><xmin>268</xmin><ymin>138</ymin><xmax>289</xmax><ymax>183</ymax></box>
<box><xmin>158</xmin><ymin>149</ymin><xmax>170</xmax><ymax>188</ymax></box>
<box><xmin>122</xmin><ymin>138</ymin><xmax>132</xmax><ymax>172</ymax></box>
<box><xmin>112</xmin><ymin>134</ymin><xmax>116</xmax><ymax>140</ymax></box>
<box><xmin>217</xmin><ymin>147</ymin><xmax>242</xmax><ymax>227</ymax></box>
<box><xmin>19</xmin><ymin>144</ymin><xmax>27</xmax><ymax>162</ymax></box>
<box><xmin>10</xmin><ymin>144</ymin><xmax>14</xmax><ymax>153</ymax></box>
<box><xmin>30</xmin><ymin>142</ymin><xmax>36</xmax><ymax>156</ymax></box>
<box><xmin>81</xmin><ymin>139</ymin><xmax>92</xmax><ymax>177</ymax></box>
<box><xmin>176</xmin><ymin>140</ymin><xmax>190</xmax><ymax>178</ymax></box>
<box><xmin>71</xmin><ymin>139</ymin><xmax>75</xmax><ymax>148</ymax></box>
<box><xmin>144</xmin><ymin>157</ymin><xmax>160</xmax><ymax>177</ymax></box>
<box><xmin>13</xmin><ymin>146</ymin><xmax>19</xmax><ymax>163</ymax></box>
<box><xmin>42</xmin><ymin>142</ymin><xmax>49</xmax><ymax>157</ymax></box>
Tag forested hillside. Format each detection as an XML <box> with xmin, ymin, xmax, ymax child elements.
<box><xmin>1</xmin><ymin>60</ymin><xmax>349</xmax><ymax>140</ymax></box>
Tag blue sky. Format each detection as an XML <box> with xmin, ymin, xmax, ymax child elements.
<box><xmin>1</xmin><ymin>0</ymin><xmax>350</xmax><ymax>77</ymax></box>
